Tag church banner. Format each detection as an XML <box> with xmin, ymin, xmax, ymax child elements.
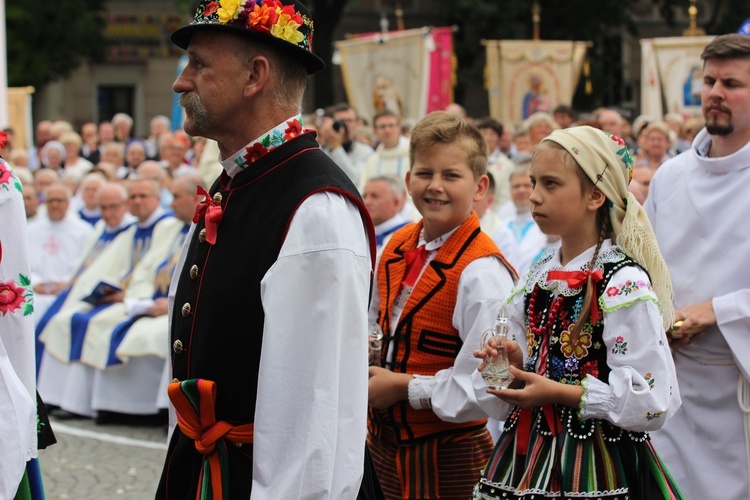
<box><xmin>335</xmin><ymin>27</ymin><xmax>453</xmax><ymax>124</ymax></box>
<box><xmin>484</xmin><ymin>40</ymin><xmax>588</xmax><ymax>127</ymax></box>
<box><xmin>7</xmin><ymin>87</ymin><xmax>34</xmax><ymax>150</ymax></box>
<box><xmin>640</xmin><ymin>36</ymin><xmax>714</xmax><ymax>119</ymax></box>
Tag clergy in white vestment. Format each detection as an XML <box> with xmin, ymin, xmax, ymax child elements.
<box><xmin>476</xmin><ymin>172</ymin><xmax>520</xmax><ymax>268</ymax></box>
<box><xmin>88</xmin><ymin>175</ymin><xmax>202</xmax><ymax>416</ymax></box>
<box><xmin>363</xmin><ymin>175</ymin><xmax>409</xmax><ymax>253</ymax></box>
<box><xmin>646</xmin><ymin>33</ymin><xmax>750</xmax><ymax>500</ymax></box>
<box><xmin>37</xmin><ymin>177</ymin><xmax>174</xmax><ymax>417</ymax></box>
<box><xmin>502</xmin><ymin>165</ymin><xmax>555</xmax><ymax>276</ymax></box>
<box><xmin>475</xmin><ymin>117</ymin><xmax>515</xmax><ymax>210</ymax></box>
<box><xmin>0</xmin><ymin>161</ymin><xmax>38</xmax><ymax>498</ymax></box>
<box><xmin>27</xmin><ymin>183</ymin><xmax>94</xmax><ymax>321</ymax></box>
<box><xmin>360</xmin><ymin>110</ymin><xmax>410</xmax><ymax>191</ymax></box>
<box><xmin>35</xmin><ymin>183</ymin><xmax>135</xmax><ymax>370</ymax></box>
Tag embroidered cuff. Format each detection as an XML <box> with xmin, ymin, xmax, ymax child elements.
<box><xmin>408</xmin><ymin>375</ymin><xmax>436</xmax><ymax>410</ymax></box>
<box><xmin>577</xmin><ymin>374</ymin><xmax>614</xmax><ymax>420</ymax></box>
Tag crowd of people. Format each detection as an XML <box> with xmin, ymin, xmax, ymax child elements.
<box><xmin>2</xmin><ymin>0</ymin><xmax>749</xmax><ymax>497</ymax></box>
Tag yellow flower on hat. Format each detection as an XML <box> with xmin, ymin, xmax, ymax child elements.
<box><xmin>271</xmin><ymin>13</ymin><xmax>305</xmax><ymax>44</ymax></box>
<box><xmin>218</xmin><ymin>0</ymin><xmax>246</xmax><ymax>23</ymax></box>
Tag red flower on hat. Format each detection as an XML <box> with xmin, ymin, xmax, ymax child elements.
<box><xmin>284</xmin><ymin>119</ymin><xmax>303</xmax><ymax>140</ymax></box>
<box><xmin>610</xmin><ymin>134</ymin><xmax>626</xmax><ymax>147</ymax></box>
<box><xmin>280</xmin><ymin>4</ymin><xmax>303</xmax><ymax>25</ymax></box>
<box><xmin>205</xmin><ymin>1</ymin><xmax>219</xmax><ymax>16</ymax></box>
<box><xmin>0</xmin><ymin>280</ymin><xmax>25</xmax><ymax>316</ymax></box>
<box><xmin>244</xmin><ymin>142</ymin><xmax>269</xmax><ymax>164</ymax></box>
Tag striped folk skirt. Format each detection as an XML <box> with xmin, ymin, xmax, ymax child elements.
<box><xmin>368</xmin><ymin>426</ymin><xmax>494</xmax><ymax>499</ymax></box>
<box><xmin>473</xmin><ymin>406</ymin><xmax>684</xmax><ymax>499</ymax></box>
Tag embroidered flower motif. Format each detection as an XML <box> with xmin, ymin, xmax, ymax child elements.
<box><xmin>262</xmin><ymin>129</ymin><xmax>284</xmax><ymax>148</ymax></box>
<box><xmin>243</xmin><ymin>142</ymin><xmax>269</xmax><ymax>164</ymax></box>
<box><xmin>283</xmin><ymin>119</ymin><xmax>303</xmax><ymax>140</ymax></box>
<box><xmin>559</xmin><ymin>325</ymin><xmax>593</xmax><ymax>359</ymax></box>
<box><xmin>550</xmin><ymin>357</ymin><xmax>565</xmax><ymax>380</ymax></box>
<box><xmin>612</xmin><ymin>335</ymin><xmax>628</xmax><ymax>355</ymax></box>
<box><xmin>580</xmin><ymin>360</ymin><xmax>599</xmax><ymax>379</ymax></box>
<box><xmin>571</xmin><ymin>147</ymin><xmax>579</xmax><ymax>155</ymax></box>
<box><xmin>610</xmin><ymin>134</ymin><xmax>626</xmax><ymax>147</ymax></box>
<box><xmin>0</xmin><ymin>161</ymin><xmax>21</xmax><ymax>193</ymax></box>
<box><xmin>593</xmin><ymin>341</ymin><xmax>602</xmax><ymax>350</ymax></box>
<box><xmin>646</xmin><ymin>411</ymin><xmax>663</xmax><ymax>421</ymax></box>
<box><xmin>0</xmin><ymin>274</ymin><xmax>33</xmax><ymax>316</ymax></box>
<box><xmin>0</xmin><ymin>164</ymin><xmax>12</xmax><ymax>185</ymax></box>
<box><xmin>606</xmin><ymin>280</ymin><xmax>653</xmax><ymax>298</ymax></box>
<box><xmin>564</xmin><ymin>357</ymin><xmax>579</xmax><ymax>372</ymax></box>
<box><xmin>644</xmin><ymin>372</ymin><xmax>655</xmax><ymax>389</ymax></box>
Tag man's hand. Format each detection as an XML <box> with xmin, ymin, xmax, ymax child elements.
<box><xmin>99</xmin><ymin>291</ymin><xmax>125</xmax><ymax>303</ymax></box>
<box><xmin>670</xmin><ymin>300</ymin><xmax>716</xmax><ymax>349</ymax></box>
<box><xmin>148</xmin><ymin>298</ymin><xmax>169</xmax><ymax>317</ymax></box>
<box><xmin>319</xmin><ymin>120</ymin><xmax>346</xmax><ymax>151</ymax></box>
<box><xmin>368</xmin><ymin>366</ymin><xmax>412</xmax><ymax>410</ymax></box>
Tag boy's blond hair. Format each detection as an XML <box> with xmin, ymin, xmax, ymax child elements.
<box><xmin>409</xmin><ymin>111</ymin><xmax>487</xmax><ymax>178</ymax></box>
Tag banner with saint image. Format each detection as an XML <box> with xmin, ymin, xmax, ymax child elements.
<box><xmin>640</xmin><ymin>36</ymin><xmax>715</xmax><ymax>119</ymax></box>
<box><xmin>335</xmin><ymin>27</ymin><xmax>453</xmax><ymax>124</ymax></box>
<box><xmin>484</xmin><ymin>40</ymin><xmax>588</xmax><ymax>127</ymax></box>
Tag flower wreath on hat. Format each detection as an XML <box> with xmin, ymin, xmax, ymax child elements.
<box><xmin>195</xmin><ymin>0</ymin><xmax>314</xmax><ymax>49</ymax></box>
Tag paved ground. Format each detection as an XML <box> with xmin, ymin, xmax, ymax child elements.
<box><xmin>38</xmin><ymin>414</ymin><xmax>169</xmax><ymax>499</ymax></box>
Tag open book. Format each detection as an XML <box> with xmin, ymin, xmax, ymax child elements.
<box><xmin>82</xmin><ymin>279</ymin><xmax>123</xmax><ymax>305</ymax></box>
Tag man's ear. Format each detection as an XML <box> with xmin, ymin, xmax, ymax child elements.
<box><xmin>244</xmin><ymin>55</ymin><xmax>271</xmax><ymax>99</ymax></box>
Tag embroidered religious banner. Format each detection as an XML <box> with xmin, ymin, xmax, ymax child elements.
<box><xmin>640</xmin><ymin>36</ymin><xmax>715</xmax><ymax>119</ymax></box>
<box><xmin>484</xmin><ymin>40</ymin><xmax>588</xmax><ymax>127</ymax></box>
<box><xmin>335</xmin><ymin>27</ymin><xmax>453</xmax><ymax>124</ymax></box>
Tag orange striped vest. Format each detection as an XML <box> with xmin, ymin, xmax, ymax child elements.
<box><xmin>368</xmin><ymin>212</ymin><xmax>514</xmax><ymax>443</ymax></box>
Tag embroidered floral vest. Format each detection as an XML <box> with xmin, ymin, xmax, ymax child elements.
<box><xmin>505</xmin><ymin>246</ymin><xmax>651</xmax><ymax>441</ymax></box>
<box><xmin>369</xmin><ymin>213</ymin><xmax>514</xmax><ymax>443</ymax></box>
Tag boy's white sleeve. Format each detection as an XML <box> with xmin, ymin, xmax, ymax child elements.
<box><xmin>408</xmin><ymin>256</ymin><xmax>515</xmax><ymax>422</ymax></box>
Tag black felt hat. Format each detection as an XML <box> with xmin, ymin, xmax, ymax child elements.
<box><xmin>171</xmin><ymin>0</ymin><xmax>325</xmax><ymax>74</ymax></box>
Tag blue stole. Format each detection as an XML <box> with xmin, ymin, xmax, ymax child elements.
<box><xmin>67</xmin><ymin>213</ymin><xmax>172</xmax><ymax>362</ymax></box>
<box><xmin>376</xmin><ymin>221</ymin><xmax>409</xmax><ymax>248</ymax></box>
<box><xmin>106</xmin><ymin>224</ymin><xmax>189</xmax><ymax>366</ymax></box>
<box><xmin>508</xmin><ymin>220</ymin><xmax>535</xmax><ymax>244</ymax></box>
<box><xmin>78</xmin><ymin>209</ymin><xmax>101</xmax><ymax>226</ymax></box>
<box><xmin>35</xmin><ymin>224</ymin><xmax>132</xmax><ymax>372</ymax></box>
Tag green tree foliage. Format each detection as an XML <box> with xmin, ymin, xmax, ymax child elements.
<box><xmin>6</xmin><ymin>0</ymin><xmax>108</xmax><ymax>89</ymax></box>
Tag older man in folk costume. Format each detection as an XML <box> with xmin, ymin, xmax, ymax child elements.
<box><xmin>647</xmin><ymin>34</ymin><xmax>750</xmax><ymax>499</ymax></box>
<box><xmin>157</xmin><ymin>1</ymin><xmax>380</xmax><ymax>498</ymax></box>
<box><xmin>38</xmin><ymin>178</ymin><xmax>177</xmax><ymax>417</ymax></box>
